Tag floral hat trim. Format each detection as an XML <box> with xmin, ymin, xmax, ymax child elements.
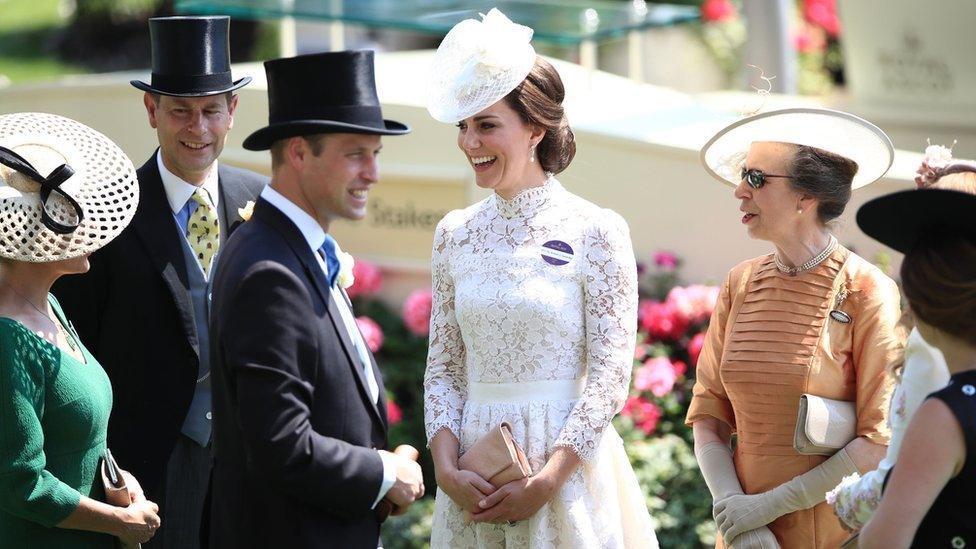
<box><xmin>915</xmin><ymin>140</ymin><xmax>976</xmax><ymax>188</ymax></box>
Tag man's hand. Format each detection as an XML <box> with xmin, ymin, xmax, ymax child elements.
<box><xmin>380</xmin><ymin>447</ymin><xmax>424</xmax><ymax>512</ymax></box>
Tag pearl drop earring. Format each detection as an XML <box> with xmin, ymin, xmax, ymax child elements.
<box><xmin>530</xmin><ymin>145</ymin><xmax>536</xmax><ymax>163</ymax></box>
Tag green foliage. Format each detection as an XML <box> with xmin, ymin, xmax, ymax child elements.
<box><xmin>0</xmin><ymin>0</ymin><xmax>86</xmax><ymax>83</ymax></box>
<box><xmin>382</xmin><ymin>498</ymin><xmax>435</xmax><ymax>549</ymax></box>
<box><xmin>72</xmin><ymin>0</ymin><xmax>160</xmax><ymax>20</ymax></box>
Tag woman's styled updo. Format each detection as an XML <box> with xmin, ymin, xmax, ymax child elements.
<box><xmin>789</xmin><ymin>145</ymin><xmax>859</xmax><ymax>224</ymax></box>
<box><xmin>901</xmin><ymin>232</ymin><xmax>976</xmax><ymax>347</ymax></box>
<box><xmin>504</xmin><ymin>57</ymin><xmax>576</xmax><ymax>174</ymax></box>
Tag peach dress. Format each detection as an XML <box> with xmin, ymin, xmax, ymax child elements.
<box><xmin>686</xmin><ymin>247</ymin><xmax>903</xmax><ymax>548</ymax></box>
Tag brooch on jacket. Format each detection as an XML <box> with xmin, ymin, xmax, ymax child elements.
<box><xmin>830</xmin><ymin>286</ymin><xmax>855</xmax><ymax>324</ymax></box>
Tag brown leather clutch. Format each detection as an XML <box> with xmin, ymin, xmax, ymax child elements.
<box><xmin>100</xmin><ymin>449</ymin><xmax>141</xmax><ymax>549</ymax></box>
<box><xmin>457</xmin><ymin>422</ymin><xmax>532</xmax><ymax>488</ymax></box>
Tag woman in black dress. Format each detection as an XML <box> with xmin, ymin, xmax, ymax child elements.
<box><xmin>857</xmin><ymin>188</ymin><xmax>976</xmax><ymax>548</ymax></box>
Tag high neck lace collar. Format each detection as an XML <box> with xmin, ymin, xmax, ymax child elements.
<box><xmin>492</xmin><ymin>176</ymin><xmax>560</xmax><ymax>218</ymax></box>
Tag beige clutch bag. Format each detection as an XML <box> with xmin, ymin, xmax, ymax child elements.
<box><xmin>458</xmin><ymin>422</ymin><xmax>532</xmax><ymax>488</ymax></box>
<box><xmin>793</xmin><ymin>394</ymin><xmax>857</xmax><ymax>455</ymax></box>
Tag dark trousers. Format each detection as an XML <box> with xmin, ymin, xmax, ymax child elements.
<box><xmin>145</xmin><ymin>434</ymin><xmax>212</xmax><ymax>549</ymax></box>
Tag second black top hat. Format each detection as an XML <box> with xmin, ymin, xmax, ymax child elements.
<box><xmin>130</xmin><ymin>16</ymin><xmax>251</xmax><ymax>97</ymax></box>
<box><xmin>242</xmin><ymin>51</ymin><xmax>410</xmax><ymax>151</ymax></box>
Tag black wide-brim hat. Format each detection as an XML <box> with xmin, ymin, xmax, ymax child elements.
<box><xmin>857</xmin><ymin>189</ymin><xmax>976</xmax><ymax>254</ymax></box>
<box><xmin>243</xmin><ymin>50</ymin><xmax>409</xmax><ymax>151</ymax></box>
<box><xmin>130</xmin><ymin>16</ymin><xmax>251</xmax><ymax>97</ymax></box>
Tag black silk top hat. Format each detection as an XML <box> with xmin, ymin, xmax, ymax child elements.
<box><xmin>857</xmin><ymin>188</ymin><xmax>976</xmax><ymax>254</ymax></box>
<box><xmin>242</xmin><ymin>50</ymin><xmax>410</xmax><ymax>151</ymax></box>
<box><xmin>130</xmin><ymin>16</ymin><xmax>251</xmax><ymax>97</ymax></box>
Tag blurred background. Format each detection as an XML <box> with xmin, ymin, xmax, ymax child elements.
<box><xmin>1</xmin><ymin>1</ymin><xmax>971</xmax><ymax>546</ymax></box>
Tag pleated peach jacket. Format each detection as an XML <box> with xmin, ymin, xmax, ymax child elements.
<box><xmin>686</xmin><ymin>247</ymin><xmax>904</xmax><ymax>549</ymax></box>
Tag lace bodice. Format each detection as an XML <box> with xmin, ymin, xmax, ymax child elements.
<box><xmin>423</xmin><ymin>178</ymin><xmax>638</xmax><ymax>461</ymax></box>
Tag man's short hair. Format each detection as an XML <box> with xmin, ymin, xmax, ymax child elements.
<box><xmin>270</xmin><ymin>134</ymin><xmax>329</xmax><ymax>169</ymax></box>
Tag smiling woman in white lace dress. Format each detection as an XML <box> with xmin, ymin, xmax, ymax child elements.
<box><xmin>421</xmin><ymin>9</ymin><xmax>658</xmax><ymax>549</ymax></box>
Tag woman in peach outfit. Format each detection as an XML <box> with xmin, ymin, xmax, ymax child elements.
<box><xmin>686</xmin><ymin>109</ymin><xmax>904</xmax><ymax>549</ymax></box>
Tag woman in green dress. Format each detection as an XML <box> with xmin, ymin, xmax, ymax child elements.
<box><xmin>0</xmin><ymin>112</ymin><xmax>159</xmax><ymax>547</ymax></box>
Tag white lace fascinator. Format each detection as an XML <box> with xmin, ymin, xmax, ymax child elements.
<box><xmin>426</xmin><ymin>8</ymin><xmax>537</xmax><ymax>123</ymax></box>
<box><xmin>700</xmin><ymin>108</ymin><xmax>894</xmax><ymax>190</ymax></box>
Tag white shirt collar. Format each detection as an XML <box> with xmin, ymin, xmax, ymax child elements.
<box><xmin>259</xmin><ymin>185</ymin><xmax>326</xmax><ymax>252</ymax></box>
<box><xmin>156</xmin><ymin>150</ymin><xmax>220</xmax><ymax>215</ymax></box>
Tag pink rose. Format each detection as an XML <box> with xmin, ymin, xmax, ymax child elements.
<box><xmin>638</xmin><ymin>300</ymin><xmax>689</xmax><ymax>341</ymax></box>
<box><xmin>672</xmin><ymin>360</ymin><xmax>688</xmax><ymax>378</ymax></box>
<box><xmin>666</xmin><ymin>284</ymin><xmax>720</xmax><ymax>324</ymax></box>
<box><xmin>635</xmin><ymin>356</ymin><xmax>677</xmax><ymax>397</ymax></box>
<box><xmin>634</xmin><ymin>345</ymin><xmax>648</xmax><ymax>361</ymax></box>
<box><xmin>346</xmin><ymin>259</ymin><xmax>383</xmax><ymax>299</ymax></box>
<box><xmin>622</xmin><ymin>396</ymin><xmax>663</xmax><ymax>435</ymax></box>
<box><xmin>803</xmin><ymin>0</ymin><xmax>840</xmax><ymax>37</ymax></box>
<box><xmin>355</xmin><ymin>316</ymin><xmax>384</xmax><ymax>353</ymax></box>
<box><xmin>653</xmin><ymin>251</ymin><xmax>679</xmax><ymax>271</ymax></box>
<box><xmin>387</xmin><ymin>399</ymin><xmax>403</xmax><ymax>425</ymax></box>
<box><xmin>794</xmin><ymin>25</ymin><xmax>827</xmax><ymax>53</ymax></box>
<box><xmin>688</xmin><ymin>332</ymin><xmax>706</xmax><ymax>367</ymax></box>
<box><xmin>402</xmin><ymin>289</ymin><xmax>433</xmax><ymax>337</ymax></box>
<box><xmin>701</xmin><ymin>0</ymin><xmax>736</xmax><ymax>23</ymax></box>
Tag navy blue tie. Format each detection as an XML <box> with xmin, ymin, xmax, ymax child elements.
<box><xmin>319</xmin><ymin>234</ymin><xmax>340</xmax><ymax>288</ymax></box>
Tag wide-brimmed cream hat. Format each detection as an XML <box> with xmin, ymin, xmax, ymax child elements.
<box><xmin>701</xmin><ymin>108</ymin><xmax>894</xmax><ymax>190</ymax></box>
<box><xmin>0</xmin><ymin>112</ymin><xmax>138</xmax><ymax>262</ymax></box>
<box><xmin>426</xmin><ymin>8</ymin><xmax>537</xmax><ymax>123</ymax></box>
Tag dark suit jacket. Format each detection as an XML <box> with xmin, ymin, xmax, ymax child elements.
<box><xmin>52</xmin><ymin>153</ymin><xmax>267</xmax><ymax>496</ymax></box>
<box><xmin>208</xmin><ymin>197</ymin><xmax>390</xmax><ymax>549</ymax></box>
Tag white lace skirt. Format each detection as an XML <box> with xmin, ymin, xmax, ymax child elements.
<box><xmin>429</xmin><ymin>379</ymin><xmax>659</xmax><ymax>548</ymax></box>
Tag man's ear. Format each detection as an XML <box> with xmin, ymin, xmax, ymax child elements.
<box><xmin>226</xmin><ymin>93</ymin><xmax>240</xmax><ymax>129</ymax></box>
<box><xmin>143</xmin><ymin>93</ymin><xmax>159</xmax><ymax>129</ymax></box>
<box><xmin>286</xmin><ymin>136</ymin><xmax>309</xmax><ymax>170</ymax></box>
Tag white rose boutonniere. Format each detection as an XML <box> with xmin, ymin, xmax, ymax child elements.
<box><xmin>238</xmin><ymin>200</ymin><xmax>256</xmax><ymax>221</ymax></box>
<box><xmin>334</xmin><ymin>243</ymin><xmax>356</xmax><ymax>289</ymax></box>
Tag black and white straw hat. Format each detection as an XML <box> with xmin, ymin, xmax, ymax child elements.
<box><xmin>0</xmin><ymin>112</ymin><xmax>139</xmax><ymax>262</ymax></box>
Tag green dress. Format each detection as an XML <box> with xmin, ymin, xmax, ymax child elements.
<box><xmin>0</xmin><ymin>294</ymin><xmax>115</xmax><ymax>548</ymax></box>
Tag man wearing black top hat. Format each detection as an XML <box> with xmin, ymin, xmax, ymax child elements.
<box><xmin>208</xmin><ymin>50</ymin><xmax>423</xmax><ymax>549</ymax></box>
<box><xmin>53</xmin><ymin>16</ymin><xmax>267</xmax><ymax>549</ymax></box>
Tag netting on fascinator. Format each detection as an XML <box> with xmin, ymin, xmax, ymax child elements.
<box><xmin>426</xmin><ymin>8</ymin><xmax>536</xmax><ymax>123</ymax></box>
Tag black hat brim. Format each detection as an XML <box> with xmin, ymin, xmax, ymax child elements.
<box><xmin>242</xmin><ymin>119</ymin><xmax>411</xmax><ymax>151</ymax></box>
<box><xmin>856</xmin><ymin>189</ymin><xmax>976</xmax><ymax>254</ymax></box>
<box><xmin>130</xmin><ymin>76</ymin><xmax>252</xmax><ymax>97</ymax></box>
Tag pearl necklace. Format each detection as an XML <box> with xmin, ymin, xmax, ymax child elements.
<box><xmin>774</xmin><ymin>235</ymin><xmax>838</xmax><ymax>277</ymax></box>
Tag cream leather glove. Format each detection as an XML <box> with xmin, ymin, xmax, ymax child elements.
<box><xmin>715</xmin><ymin>448</ymin><xmax>858</xmax><ymax>544</ymax></box>
<box><xmin>695</xmin><ymin>441</ymin><xmax>744</xmax><ymax>502</ymax></box>
<box><xmin>696</xmin><ymin>442</ymin><xmax>782</xmax><ymax>549</ymax></box>
<box><xmin>729</xmin><ymin>527</ymin><xmax>781</xmax><ymax>549</ymax></box>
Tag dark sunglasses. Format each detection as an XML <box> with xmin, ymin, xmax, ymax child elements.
<box><xmin>740</xmin><ymin>167</ymin><xmax>792</xmax><ymax>189</ymax></box>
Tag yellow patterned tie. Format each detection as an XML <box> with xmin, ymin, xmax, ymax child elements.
<box><xmin>187</xmin><ymin>188</ymin><xmax>220</xmax><ymax>276</ymax></box>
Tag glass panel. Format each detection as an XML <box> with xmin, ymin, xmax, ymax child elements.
<box><xmin>175</xmin><ymin>0</ymin><xmax>699</xmax><ymax>46</ymax></box>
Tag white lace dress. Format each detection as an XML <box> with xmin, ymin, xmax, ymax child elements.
<box><xmin>423</xmin><ymin>178</ymin><xmax>658</xmax><ymax>548</ymax></box>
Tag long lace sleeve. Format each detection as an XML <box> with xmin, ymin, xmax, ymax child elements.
<box><xmin>554</xmin><ymin>211</ymin><xmax>637</xmax><ymax>461</ymax></box>
<box><xmin>423</xmin><ymin>214</ymin><xmax>468</xmax><ymax>443</ymax></box>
